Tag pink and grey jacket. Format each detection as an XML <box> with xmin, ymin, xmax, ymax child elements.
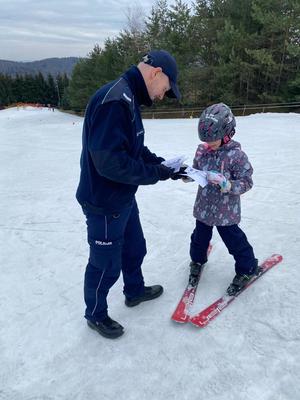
<box><xmin>193</xmin><ymin>140</ymin><xmax>253</xmax><ymax>226</ymax></box>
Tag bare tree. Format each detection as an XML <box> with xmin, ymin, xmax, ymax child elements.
<box><xmin>124</xmin><ymin>1</ymin><xmax>146</xmax><ymax>35</ymax></box>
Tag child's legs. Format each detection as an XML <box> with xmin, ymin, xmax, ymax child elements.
<box><xmin>190</xmin><ymin>220</ymin><xmax>213</xmax><ymax>264</ymax></box>
<box><xmin>216</xmin><ymin>224</ymin><xmax>257</xmax><ymax>274</ymax></box>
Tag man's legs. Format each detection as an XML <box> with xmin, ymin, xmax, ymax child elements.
<box><xmin>83</xmin><ymin>206</ymin><xmax>132</xmax><ymax>323</ymax></box>
<box><xmin>121</xmin><ymin>200</ymin><xmax>146</xmax><ymax>299</ymax></box>
<box><xmin>122</xmin><ymin>200</ymin><xmax>163</xmax><ymax>306</ymax></box>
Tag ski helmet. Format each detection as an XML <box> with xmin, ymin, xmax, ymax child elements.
<box><xmin>198</xmin><ymin>103</ymin><xmax>236</xmax><ymax>143</ymax></box>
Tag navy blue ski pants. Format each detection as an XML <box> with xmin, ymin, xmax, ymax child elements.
<box><xmin>83</xmin><ymin>199</ymin><xmax>146</xmax><ymax>322</ymax></box>
<box><xmin>190</xmin><ymin>220</ymin><xmax>257</xmax><ymax>274</ymax></box>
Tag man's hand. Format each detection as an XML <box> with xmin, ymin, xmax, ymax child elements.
<box><xmin>181</xmin><ymin>176</ymin><xmax>194</xmax><ymax>183</ymax></box>
<box><xmin>158</xmin><ymin>165</ymin><xmax>176</xmax><ymax>181</ymax></box>
<box><xmin>171</xmin><ymin>166</ymin><xmax>188</xmax><ymax>180</ymax></box>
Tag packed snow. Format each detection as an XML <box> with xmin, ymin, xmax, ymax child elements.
<box><xmin>1</xmin><ymin>106</ymin><xmax>299</xmax><ymax>400</ymax></box>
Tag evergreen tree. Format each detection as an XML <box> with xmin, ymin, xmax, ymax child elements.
<box><xmin>145</xmin><ymin>0</ymin><xmax>169</xmax><ymax>49</ymax></box>
<box><xmin>35</xmin><ymin>72</ymin><xmax>48</xmax><ymax>104</ymax></box>
<box><xmin>45</xmin><ymin>74</ymin><xmax>59</xmax><ymax>105</ymax></box>
<box><xmin>248</xmin><ymin>0</ymin><xmax>300</xmax><ymax>102</ymax></box>
<box><xmin>0</xmin><ymin>75</ymin><xmax>12</xmax><ymax>106</ymax></box>
<box><xmin>59</xmin><ymin>0</ymin><xmax>300</xmax><ymax>109</ymax></box>
<box><xmin>68</xmin><ymin>46</ymin><xmax>107</xmax><ymax>111</ymax></box>
<box><xmin>56</xmin><ymin>73</ymin><xmax>70</xmax><ymax>108</ymax></box>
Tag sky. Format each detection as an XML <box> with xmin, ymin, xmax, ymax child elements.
<box><xmin>0</xmin><ymin>106</ymin><xmax>299</xmax><ymax>399</ymax></box>
<box><xmin>0</xmin><ymin>0</ymin><xmax>193</xmax><ymax>62</ymax></box>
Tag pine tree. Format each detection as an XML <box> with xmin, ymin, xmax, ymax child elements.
<box><xmin>0</xmin><ymin>75</ymin><xmax>12</xmax><ymax>106</ymax></box>
<box><xmin>68</xmin><ymin>46</ymin><xmax>106</xmax><ymax>111</ymax></box>
<box><xmin>35</xmin><ymin>72</ymin><xmax>48</xmax><ymax>104</ymax></box>
<box><xmin>145</xmin><ymin>0</ymin><xmax>169</xmax><ymax>49</ymax></box>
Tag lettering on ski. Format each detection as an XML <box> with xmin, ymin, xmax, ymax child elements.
<box><xmin>171</xmin><ymin>244</ymin><xmax>212</xmax><ymax>323</ymax></box>
<box><xmin>189</xmin><ymin>254</ymin><xmax>283</xmax><ymax>328</ymax></box>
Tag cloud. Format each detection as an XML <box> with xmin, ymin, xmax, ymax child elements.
<box><xmin>0</xmin><ymin>0</ymin><xmax>157</xmax><ymax>61</ymax></box>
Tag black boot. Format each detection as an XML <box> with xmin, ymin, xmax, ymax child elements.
<box><xmin>87</xmin><ymin>316</ymin><xmax>124</xmax><ymax>339</ymax></box>
<box><xmin>227</xmin><ymin>264</ymin><xmax>260</xmax><ymax>296</ymax></box>
<box><xmin>125</xmin><ymin>285</ymin><xmax>163</xmax><ymax>307</ymax></box>
<box><xmin>189</xmin><ymin>261</ymin><xmax>205</xmax><ymax>286</ymax></box>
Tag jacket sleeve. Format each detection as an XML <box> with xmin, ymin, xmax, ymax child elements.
<box><xmin>88</xmin><ymin>101</ymin><xmax>170</xmax><ymax>185</ymax></box>
<box><xmin>192</xmin><ymin>145</ymin><xmax>203</xmax><ymax>169</ymax></box>
<box><xmin>230</xmin><ymin>151</ymin><xmax>253</xmax><ymax>195</ymax></box>
<box><xmin>141</xmin><ymin>146</ymin><xmax>165</xmax><ymax>164</ymax></box>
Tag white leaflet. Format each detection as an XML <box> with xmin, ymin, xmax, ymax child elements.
<box><xmin>162</xmin><ymin>155</ymin><xmax>187</xmax><ymax>172</ymax></box>
<box><xmin>184</xmin><ymin>166</ymin><xmax>208</xmax><ymax>187</ymax></box>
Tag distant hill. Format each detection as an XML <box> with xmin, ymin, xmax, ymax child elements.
<box><xmin>0</xmin><ymin>57</ymin><xmax>81</xmax><ymax>77</ymax></box>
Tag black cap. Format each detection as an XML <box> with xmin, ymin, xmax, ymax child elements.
<box><xmin>141</xmin><ymin>50</ymin><xmax>181</xmax><ymax>100</ymax></box>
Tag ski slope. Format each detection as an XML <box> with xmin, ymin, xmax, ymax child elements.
<box><xmin>0</xmin><ymin>106</ymin><xmax>299</xmax><ymax>400</ymax></box>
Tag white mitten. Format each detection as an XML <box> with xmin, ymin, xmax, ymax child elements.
<box><xmin>207</xmin><ymin>171</ymin><xmax>231</xmax><ymax>193</ymax></box>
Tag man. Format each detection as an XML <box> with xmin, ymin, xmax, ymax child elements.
<box><xmin>76</xmin><ymin>50</ymin><xmax>183</xmax><ymax>339</ymax></box>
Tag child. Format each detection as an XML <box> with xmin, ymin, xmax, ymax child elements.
<box><xmin>188</xmin><ymin>103</ymin><xmax>258</xmax><ymax>295</ymax></box>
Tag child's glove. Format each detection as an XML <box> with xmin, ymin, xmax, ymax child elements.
<box><xmin>207</xmin><ymin>171</ymin><xmax>231</xmax><ymax>193</ymax></box>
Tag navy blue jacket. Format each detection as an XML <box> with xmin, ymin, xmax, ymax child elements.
<box><xmin>76</xmin><ymin>66</ymin><xmax>170</xmax><ymax>214</ymax></box>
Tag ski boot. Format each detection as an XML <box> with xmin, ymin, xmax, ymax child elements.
<box><xmin>227</xmin><ymin>263</ymin><xmax>260</xmax><ymax>296</ymax></box>
<box><xmin>189</xmin><ymin>261</ymin><xmax>205</xmax><ymax>286</ymax></box>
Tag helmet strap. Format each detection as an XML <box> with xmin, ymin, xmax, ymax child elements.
<box><xmin>222</xmin><ymin>129</ymin><xmax>235</xmax><ymax>145</ymax></box>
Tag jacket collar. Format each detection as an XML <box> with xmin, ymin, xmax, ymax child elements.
<box><xmin>122</xmin><ymin>66</ymin><xmax>152</xmax><ymax>107</ymax></box>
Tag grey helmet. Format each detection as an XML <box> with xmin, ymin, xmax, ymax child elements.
<box><xmin>198</xmin><ymin>103</ymin><xmax>236</xmax><ymax>143</ymax></box>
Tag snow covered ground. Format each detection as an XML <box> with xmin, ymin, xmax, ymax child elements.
<box><xmin>1</xmin><ymin>106</ymin><xmax>300</xmax><ymax>400</ymax></box>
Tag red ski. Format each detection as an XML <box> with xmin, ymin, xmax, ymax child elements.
<box><xmin>171</xmin><ymin>244</ymin><xmax>212</xmax><ymax>323</ymax></box>
<box><xmin>189</xmin><ymin>254</ymin><xmax>283</xmax><ymax>328</ymax></box>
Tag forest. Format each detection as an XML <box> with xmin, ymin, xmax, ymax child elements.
<box><xmin>1</xmin><ymin>0</ymin><xmax>299</xmax><ymax>112</ymax></box>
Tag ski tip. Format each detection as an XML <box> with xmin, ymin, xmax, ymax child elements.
<box><xmin>269</xmin><ymin>254</ymin><xmax>283</xmax><ymax>262</ymax></box>
<box><xmin>171</xmin><ymin>316</ymin><xmax>190</xmax><ymax>324</ymax></box>
<box><xmin>172</xmin><ymin>320</ymin><xmax>189</xmax><ymax>324</ymax></box>
<box><xmin>189</xmin><ymin>318</ymin><xmax>206</xmax><ymax>328</ymax></box>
